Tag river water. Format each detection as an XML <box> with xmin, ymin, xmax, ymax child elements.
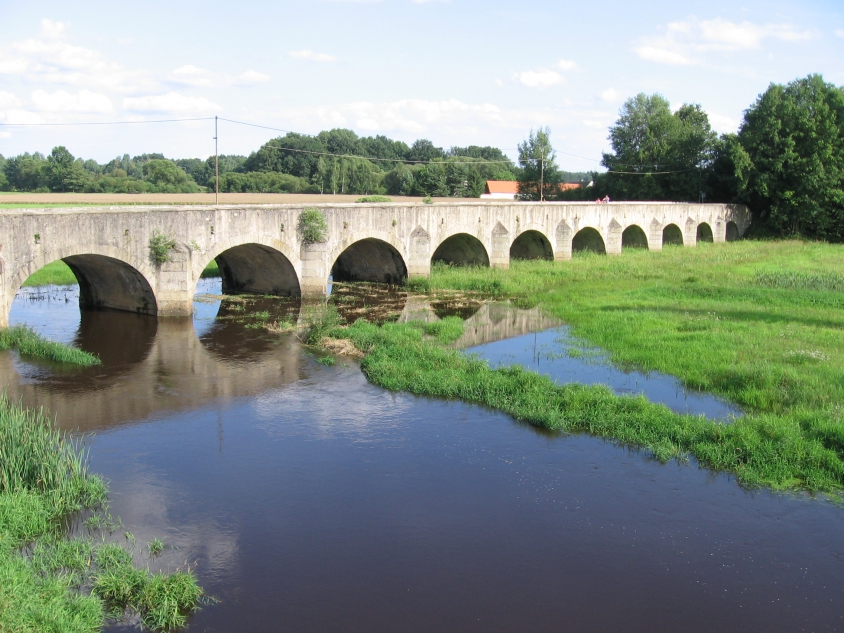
<box><xmin>4</xmin><ymin>281</ymin><xmax>844</xmax><ymax>632</ymax></box>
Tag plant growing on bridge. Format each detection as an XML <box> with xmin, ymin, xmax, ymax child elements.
<box><xmin>149</xmin><ymin>231</ymin><xmax>177</xmax><ymax>264</ymax></box>
<box><xmin>299</xmin><ymin>207</ymin><xmax>328</xmax><ymax>244</ymax></box>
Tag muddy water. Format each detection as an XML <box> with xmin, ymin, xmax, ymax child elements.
<box><xmin>4</xmin><ymin>282</ymin><xmax>844</xmax><ymax>632</ymax></box>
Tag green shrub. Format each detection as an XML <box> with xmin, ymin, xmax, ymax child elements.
<box><xmin>299</xmin><ymin>207</ymin><xmax>328</xmax><ymax>244</ymax></box>
<box><xmin>149</xmin><ymin>231</ymin><xmax>176</xmax><ymax>264</ymax></box>
<box><xmin>355</xmin><ymin>195</ymin><xmax>392</xmax><ymax>203</ymax></box>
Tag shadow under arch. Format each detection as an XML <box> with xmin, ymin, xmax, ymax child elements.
<box><xmin>726</xmin><ymin>221</ymin><xmax>739</xmax><ymax>241</ymax></box>
<box><xmin>36</xmin><ymin>254</ymin><xmax>158</xmax><ymax>316</ymax></box>
<box><xmin>212</xmin><ymin>243</ymin><xmax>300</xmax><ymax>296</ymax></box>
<box><xmin>571</xmin><ymin>227</ymin><xmax>606</xmax><ymax>254</ymax></box>
<box><xmin>663</xmin><ymin>224</ymin><xmax>684</xmax><ymax>246</ymax></box>
<box><xmin>331</xmin><ymin>238</ymin><xmax>408</xmax><ymax>284</ymax></box>
<box><xmin>432</xmin><ymin>233</ymin><xmax>490</xmax><ymax>266</ymax></box>
<box><xmin>510</xmin><ymin>230</ymin><xmax>553</xmax><ymax>260</ymax></box>
<box><xmin>697</xmin><ymin>222</ymin><xmax>714</xmax><ymax>243</ymax></box>
<box><xmin>621</xmin><ymin>225</ymin><xmax>649</xmax><ymax>249</ymax></box>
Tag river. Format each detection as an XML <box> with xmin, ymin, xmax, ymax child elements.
<box><xmin>4</xmin><ymin>281</ymin><xmax>843</xmax><ymax>632</ymax></box>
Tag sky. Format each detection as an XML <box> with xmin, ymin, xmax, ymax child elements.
<box><xmin>1</xmin><ymin>0</ymin><xmax>842</xmax><ymax>170</ymax></box>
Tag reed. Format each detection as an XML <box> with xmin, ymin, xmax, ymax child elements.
<box><xmin>0</xmin><ymin>325</ymin><xmax>100</xmax><ymax>365</ymax></box>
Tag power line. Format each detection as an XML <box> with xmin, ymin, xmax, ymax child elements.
<box><xmin>0</xmin><ymin>116</ymin><xmax>215</xmax><ymax>127</ymax></box>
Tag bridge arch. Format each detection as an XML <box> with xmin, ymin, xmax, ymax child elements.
<box><xmin>432</xmin><ymin>233</ymin><xmax>490</xmax><ymax>266</ymax></box>
<box><xmin>195</xmin><ymin>238</ymin><xmax>301</xmax><ymax>297</ymax></box>
<box><xmin>8</xmin><ymin>245</ymin><xmax>158</xmax><ymax>317</ymax></box>
<box><xmin>331</xmin><ymin>237</ymin><xmax>408</xmax><ymax>284</ymax></box>
<box><xmin>571</xmin><ymin>227</ymin><xmax>606</xmax><ymax>254</ymax></box>
<box><xmin>697</xmin><ymin>222</ymin><xmax>714</xmax><ymax>243</ymax></box>
<box><xmin>662</xmin><ymin>224</ymin><xmax>684</xmax><ymax>246</ymax></box>
<box><xmin>621</xmin><ymin>224</ymin><xmax>649</xmax><ymax>249</ymax></box>
<box><xmin>510</xmin><ymin>230</ymin><xmax>553</xmax><ymax>260</ymax></box>
<box><xmin>726</xmin><ymin>221</ymin><xmax>739</xmax><ymax>242</ymax></box>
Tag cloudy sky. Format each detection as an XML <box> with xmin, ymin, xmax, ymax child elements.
<box><xmin>1</xmin><ymin>0</ymin><xmax>842</xmax><ymax>169</ymax></box>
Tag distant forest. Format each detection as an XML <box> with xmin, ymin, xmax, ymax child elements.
<box><xmin>0</xmin><ymin>129</ymin><xmax>590</xmax><ymax>198</ymax></box>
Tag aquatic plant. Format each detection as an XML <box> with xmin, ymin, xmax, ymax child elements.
<box><xmin>0</xmin><ymin>324</ymin><xmax>100</xmax><ymax>365</ymax></box>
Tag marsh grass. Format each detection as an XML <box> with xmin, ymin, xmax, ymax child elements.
<box><xmin>310</xmin><ymin>240</ymin><xmax>844</xmax><ymax>498</ymax></box>
<box><xmin>0</xmin><ymin>325</ymin><xmax>101</xmax><ymax>365</ymax></box>
<box><xmin>0</xmin><ymin>396</ymin><xmax>204</xmax><ymax>631</ymax></box>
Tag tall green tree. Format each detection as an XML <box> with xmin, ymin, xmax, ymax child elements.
<box><xmin>47</xmin><ymin>146</ymin><xmax>87</xmax><ymax>192</ymax></box>
<box><xmin>602</xmin><ymin>94</ymin><xmax>716</xmax><ymax>201</ymax></box>
<box><xmin>734</xmin><ymin>74</ymin><xmax>844</xmax><ymax>240</ymax></box>
<box><xmin>517</xmin><ymin>128</ymin><xmax>561</xmax><ymax>200</ymax></box>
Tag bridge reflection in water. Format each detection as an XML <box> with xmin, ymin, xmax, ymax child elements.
<box><xmin>2</xmin><ymin>282</ymin><xmax>558</xmax><ymax>432</ymax></box>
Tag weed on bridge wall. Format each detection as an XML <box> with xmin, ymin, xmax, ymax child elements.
<box><xmin>299</xmin><ymin>207</ymin><xmax>328</xmax><ymax>244</ymax></box>
<box><xmin>149</xmin><ymin>231</ymin><xmax>177</xmax><ymax>265</ymax></box>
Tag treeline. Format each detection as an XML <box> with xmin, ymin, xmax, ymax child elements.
<box><xmin>0</xmin><ymin>129</ymin><xmax>525</xmax><ymax>197</ymax></box>
<box><xmin>524</xmin><ymin>74</ymin><xmax>843</xmax><ymax>241</ymax></box>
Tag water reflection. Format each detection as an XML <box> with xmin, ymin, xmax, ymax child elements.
<box><xmin>468</xmin><ymin>326</ymin><xmax>742</xmax><ymax>420</ymax></box>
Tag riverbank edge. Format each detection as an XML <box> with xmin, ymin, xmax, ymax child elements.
<box><xmin>0</xmin><ymin>395</ymin><xmax>204</xmax><ymax>632</ymax></box>
<box><xmin>311</xmin><ymin>308</ymin><xmax>844</xmax><ymax>499</ymax></box>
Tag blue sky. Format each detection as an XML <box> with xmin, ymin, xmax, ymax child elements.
<box><xmin>1</xmin><ymin>0</ymin><xmax>842</xmax><ymax>169</ymax></box>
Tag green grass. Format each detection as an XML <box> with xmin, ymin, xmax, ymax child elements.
<box><xmin>21</xmin><ymin>260</ymin><xmax>78</xmax><ymax>287</ymax></box>
<box><xmin>0</xmin><ymin>325</ymin><xmax>100</xmax><ymax>365</ymax></box>
<box><xmin>200</xmin><ymin>260</ymin><xmax>220</xmax><ymax>277</ymax></box>
<box><xmin>314</xmin><ymin>240</ymin><xmax>844</xmax><ymax>498</ymax></box>
<box><xmin>0</xmin><ymin>395</ymin><xmax>205</xmax><ymax>632</ymax></box>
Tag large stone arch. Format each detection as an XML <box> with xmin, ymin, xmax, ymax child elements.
<box><xmin>621</xmin><ymin>224</ymin><xmax>649</xmax><ymax>249</ymax></box>
<box><xmin>697</xmin><ymin>222</ymin><xmax>714</xmax><ymax>243</ymax></box>
<box><xmin>510</xmin><ymin>230</ymin><xmax>553</xmax><ymax>260</ymax></box>
<box><xmin>7</xmin><ymin>244</ymin><xmax>159</xmax><ymax>318</ymax></box>
<box><xmin>193</xmin><ymin>237</ymin><xmax>302</xmax><ymax>297</ymax></box>
<box><xmin>571</xmin><ymin>227</ymin><xmax>606</xmax><ymax>254</ymax></box>
<box><xmin>662</xmin><ymin>224</ymin><xmax>684</xmax><ymax>246</ymax></box>
<box><xmin>331</xmin><ymin>237</ymin><xmax>408</xmax><ymax>284</ymax></box>
<box><xmin>432</xmin><ymin>233</ymin><xmax>490</xmax><ymax>266</ymax></box>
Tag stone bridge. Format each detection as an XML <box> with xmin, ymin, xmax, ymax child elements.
<box><xmin>0</xmin><ymin>202</ymin><xmax>750</xmax><ymax>327</ymax></box>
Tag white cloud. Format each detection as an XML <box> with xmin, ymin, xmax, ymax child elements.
<box><xmin>707</xmin><ymin>111</ymin><xmax>739</xmax><ymax>133</ymax></box>
<box><xmin>40</xmin><ymin>19</ymin><xmax>67</xmax><ymax>39</ymax></box>
<box><xmin>289</xmin><ymin>49</ymin><xmax>337</xmax><ymax>62</ymax></box>
<box><xmin>0</xmin><ymin>91</ymin><xmax>22</xmax><ymax>108</ymax></box>
<box><xmin>122</xmin><ymin>92</ymin><xmax>220</xmax><ymax>114</ymax></box>
<box><xmin>635</xmin><ymin>17</ymin><xmax>819</xmax><ymax>66</ymax></box>
<box><xmin>238</xmin><ymin>70</ymin><xmax>270</xmax><ymax>84</ymax></box>
<box><xmin>2</xmin><ymin>110</ymin><xmax>43</xmax><ymax>124</ymax></box>
<box><xmin>31</xmin><ymin>89</ymin><xmax>113</xmax><ymax>113</ymax></box>
<box><xmin>168</xmin><ymin>65</ymin><xmax>270</xmax><ymax>88</ymax></box>
<box><xmin>556</xmin><ymin>59</ymin><xmax>579</xmax><ymax>71</ymax></box>
<box><xmin>514</xmin><ymin>69</ymin><xmax>564</xmax><ymax>89</ymax></box>
<box><xmin>600</xmin><ymin>88</ymin><xmax>619</xmax><ymax>102</ymax></box>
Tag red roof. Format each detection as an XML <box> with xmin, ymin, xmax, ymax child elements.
<box><xmin>486</xmin><ymin>180</ymin><xmax>519</xmax><ymax>194</ymax></box>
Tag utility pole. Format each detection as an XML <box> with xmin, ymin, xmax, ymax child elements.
<box><xmin>214</xmin><ymin>115</ymin><xmax>219</xmax><ymax>205</ymax></box>
<box><xmin>539</xmin><ymin>149</ymin><xmax>545</xmax><ymax>202</ymax></box>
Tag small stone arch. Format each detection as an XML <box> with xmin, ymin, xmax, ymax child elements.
<box><xmin>621</xmin><ymin>225</ymin><xmax>649</xmax><ymax>249</ymax></box>
<box><xmin>697</xmin><ymin>222</ymin><xmax>714</xmax><ymax>243</ymax></box>
<box><xmin>571</xmin><ymin>227</ymin><xmax>606</xmax><ymax>254</ymax></box>
<box><xmin>662</xmin><ymin>224</ymin><xmax>684</xmax><ymax>246</ymax></box>
<box><xmin>9</xmin><ymin>246</ymin><xmax>158</xmax><ymax>317</ymax></box>
<box><xmin>331</xmin><ymin>237</ymin><xmax>408</xmax><ymax>284</ymax></box>
<box><xmin>432</xmin><ymin>233</ymin><xmax>490</xmax><ymax>266</ymax></box>
<box><xmin>510</xmin><ymin>230</ymin><xmax>553</xmax><ymax>260</ymax></box>
<box><xmin>726</xmin><ymin>221</ymin><xmax>740</xmax><ymax>242</ymax></box>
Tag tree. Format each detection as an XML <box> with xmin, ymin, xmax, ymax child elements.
<box><xmin>142</xmin><ymin>160</ymin><xmax>200</xmax><ymax>192</ymax></box>
<box><xmin>407</xmin><ymin>139</ymin><xmax>445</xmax><ymax>163</ymax></box>
<box><xmin>734</xmin><ymin>74</ymin><xmax>844</xmax><ymax>240</ymax></box>
<box><xmin>47</xmin><ymin>146</ymin><xmax>87</xmax><ymax>192</ymax></box>
<box><xmin>517</xmin><ymin>128</ymin><xmax>561</xmax><ymax>200</ymax></box>
<box><xmin>601</xmin><ymin>94</ymin><xmax>716</xmax><ymax>201</ymax></box>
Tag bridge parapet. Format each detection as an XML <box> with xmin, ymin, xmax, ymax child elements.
<box><xmin>0</xmin><ymin>202</ymin><xmax>750</xmax><ymax>327</ymax></box>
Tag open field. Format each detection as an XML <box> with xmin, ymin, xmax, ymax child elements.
<box><xmin>0</xmin><ymin>192</ymin><xmax>478</xmax><ymax>207</ymax></box>
<box><xmin>322</xmin><ymin>240</ymin><xmax>844</xmax><ymax>496</ymax></box>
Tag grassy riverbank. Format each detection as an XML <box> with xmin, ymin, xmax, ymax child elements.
<box><xmin>322</xmin><ymin>240</ymin><xmax>844</xmax><ymax>496</ymax></box>
<box><xmin>0</xmin><ymin>395</ymin><xmax>204</xmax><ymax>631</ymax></box>
<box><xmin>0</xmin><ymin>325</ymin><xmax>100</xmax><ymax>365</ymax></box>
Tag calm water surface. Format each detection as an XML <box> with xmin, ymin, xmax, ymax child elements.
<box><xmin>4</xmin><ymin>282</ymin><xmax>844</xmax><ymax>632</ymax></box>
